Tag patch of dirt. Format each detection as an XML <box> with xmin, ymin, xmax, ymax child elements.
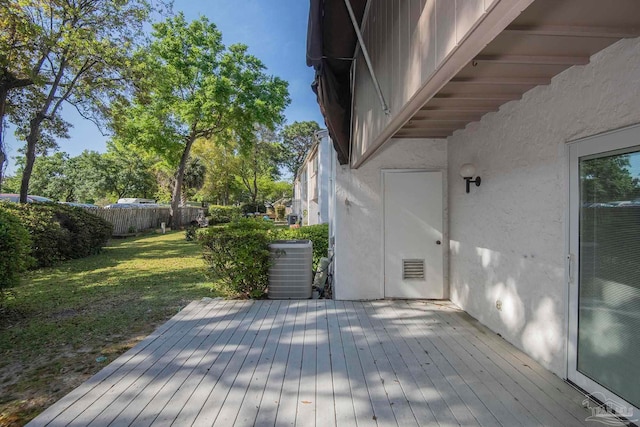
<box><xmin>49</xmin><ymin>309</ymin><xmax>79</xmax><ymax>320</ymax></box>
<box><xmin>0</xmin><ymin>306</ymin><xmax>27</xmax><ymax>327</ymax></box>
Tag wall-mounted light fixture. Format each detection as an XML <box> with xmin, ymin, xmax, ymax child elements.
<box><xmin>460</xmin><ymin>163</ymin><xmax>481</xmax><ymax>193</ymax></box>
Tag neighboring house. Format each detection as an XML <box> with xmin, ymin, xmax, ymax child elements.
<box><xmin>292</xmin><ymin>130</ymin><xmax>337</xmax><ymax>226</ymax></box>
<box><xmin>308</xmin><ymin>0</ymin><xmax>640</xmax><ymax>416</ymax></box>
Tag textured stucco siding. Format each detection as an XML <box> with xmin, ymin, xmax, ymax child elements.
<box><xmin>333</xmin><ymin>139</ymin><xmax>447</xmax><ymax>300</ymax></box>
<box><xmin>447</xmin><ymin>37</ymin><xmax>640</xmax><ymax>377</ymax></box>
<box><xmin>317</xmin><ymin>132</ymin><xmax>332</xmax><ymax>224</ymax></box>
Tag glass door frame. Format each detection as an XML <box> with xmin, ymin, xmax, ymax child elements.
<box><xmin>567</xmin><ymin>123</ymin><xmax>640</xmax><ymax>414</ymax></box>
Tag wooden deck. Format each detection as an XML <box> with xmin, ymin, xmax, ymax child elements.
<box><xmin>28</xmin><ymin>300</ymin><xmax>594</xmax><ymax>426</ymax></box>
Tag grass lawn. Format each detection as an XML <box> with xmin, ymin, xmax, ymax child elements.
<box><xmin>0</xmin><ymin>231</ymin><xmax>225</xmax><ymax>426</ymax></box>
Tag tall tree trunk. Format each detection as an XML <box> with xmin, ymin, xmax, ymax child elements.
<box><xmin>18</xmin><ymin>58</ymin><xmax>67</xmax><ymax>203</ymax></box>
<box><xmin>0</xmin><ymin>75</ymin><xmax>32</xmax><ymax>189</ymax></box>
<box><xmin>251</xmin><ymin>166</ymin><xmax>258</xmax><ymax>208</ymax></box>
<box><xmin>20</xmin><ymin>113</ymin><xmax>45</xmax><ymax>203</ymax></box>
<box><xmin>0</xmin><ymin>145</ymin><xmax>5</xmax><ymax>190</ymax></box>
<box><xmin>251</xmin><ymin>148</ymin><xmax>259</xmax><ymax>209</ymax></box>
<box><xmin>0</xmin><ymin>87</ymin><xmax>7</xmax><ymax>189</ymax></box>
<box><xmin>170</xmin><ymin>132</ymin><xmax>196</xmax><ymax>227</ymax></box>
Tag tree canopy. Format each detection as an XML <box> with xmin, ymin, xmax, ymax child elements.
<box><xmin>280</xmin><ymin>120</ymin><xmax>321</xmax><ymax>176</ymax></box>
<box><xmin>581</xmin><ymin>155</ymin><xmax>640</xmax><ymax>203</ymax></box>
<box><xmin>2</xmin><ymin>0</ymin><xmax>164</xmax><ymax>202</ymax></box>
<box><xmin>112</xmin><ymin>13</ymin><xmax>290</xmax><ymax>225</ymax></box>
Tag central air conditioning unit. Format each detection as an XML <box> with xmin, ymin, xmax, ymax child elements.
<box><xmin>268</xmin><ymin>240</ymin><xmax>313</xmax><ymax>299</ymax></box>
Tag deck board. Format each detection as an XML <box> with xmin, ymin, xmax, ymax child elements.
<box><xmin>390</xmin><ymin>302</ymin><xmax>528</xmax><ymax>426</ymax></box>
<box><xmin>131</xmin><ymin>300</ymin><xmax>239</xmax><ymax>426</ymax></box>
<box><xmin>314</xmin><ymin>302</ymin><xmax>336</xmax><ymax>427</ymax></box>
<box><xmin>28</xmin><ymin>300</ymin><xmax>597</xmax><ymax>427</ymax></box>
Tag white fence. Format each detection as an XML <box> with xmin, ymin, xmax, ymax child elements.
<box><xmin>88</xmin><ymin>207</ymin><xmax>204</xmax><ymax>236</ymax></box>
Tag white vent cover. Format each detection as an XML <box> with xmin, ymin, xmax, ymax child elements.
<box><xmin>402</xmin><ymin>259</ymin><xmax>425</xmax><ymax>280</ymax></box>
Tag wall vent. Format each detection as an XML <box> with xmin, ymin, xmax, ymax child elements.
<box><xmin>402</xmin><ymin>259</ymin><xmax>425</xmax><ymax>280</ymax></box>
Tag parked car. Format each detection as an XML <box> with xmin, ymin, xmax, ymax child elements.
<box><xmin>116</xmin><ymin>198</ymin><xmax>156</xmax><ymax>204</ymax></box>
<box><xmin>0</xmin><ymin>193</ymin><xmax>53</xmax><ymax>203</ymax></box>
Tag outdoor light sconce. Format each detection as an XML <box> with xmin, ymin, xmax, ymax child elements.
<box><xmin>460</xmin><ymin>163</ymin><xmax>481</xmax><ymax>193</ymax></box>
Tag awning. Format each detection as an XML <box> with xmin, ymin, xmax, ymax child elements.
<box><xmin>307</xmin><ymin>0</ymin><xmax>367</xmax><ymax>165</ymax></box>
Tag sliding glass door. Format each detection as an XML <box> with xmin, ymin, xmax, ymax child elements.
<box><xmin>568</xmin><ymin>125</ymin><xmax>640</xmax><ymax>414</ymax></box>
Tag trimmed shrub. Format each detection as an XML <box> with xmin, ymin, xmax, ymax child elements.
<box><xmin>273</xmin><ymin>223</ymin><xmax>329</xmax><ymax>269</ymax></box>
<box><xmin>2</xmin><ymin>202</ymin><xmax>112</xmax><ymax>268</ymax></box>
<box><xmin>0</xmin><ymin>206</ymin><xmax>33</xmax><ymax>290</ymax></box>
<box><xmin>198</xmin><ymin>221</ymin><xmax>329</xmax><ymax>298</ymax></box>
<box><xmin>198</xmin><ymin>219</ymin><xmax>273</xmax><ymax>297</ymax></box>
<box><xmin>207</xmin><ymin>205</ymin><xmax>242</xmax><ymax>224</ymax></box>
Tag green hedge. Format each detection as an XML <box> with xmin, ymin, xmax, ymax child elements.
<box><xmin>1</xmin><ymin>202</ymin><xmax>113</xmax><ymax>268</ymax></box>
<box><xmin>198</xmin><ymin>219</ymin><xmax>272</xmax><ymax>297</ymax></box>
<box><xmin>207</xmin><ymin>205</ymin><xmax>242</xmax><ymax>224</ymax></box>
<box><xmin>0</xmin><ymin>207</ymin><xmax>33</xmax><ymax>290</ymax></box>
<box><xmin>273</xmin><ymin>223</ymin><xmax>328</xmax><ymax>270</ymax></box>
<box><xmin>198</xmin><ymin>220</ymin><xmax>329</xmax><ymax>298</ymax></box>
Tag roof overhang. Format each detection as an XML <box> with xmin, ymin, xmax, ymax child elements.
<box><xmin>308</xmin><ymin>0</ymin><xmax>640</xmax><ymax>168</ymax></box>
<box><xmin>395</xmin><ymin>0</ymin><xmax>640</xmax><ymax>141</ymax></box>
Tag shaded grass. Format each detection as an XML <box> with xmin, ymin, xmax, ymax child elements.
<box><xmin>0</xmin><ymin>231</ymin><xmax>225</xmax><ymax>426</ymax></box>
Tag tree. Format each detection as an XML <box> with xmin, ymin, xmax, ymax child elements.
<box><xmin>281</xmin><ymin>121</ymin><xmax>321</xmax><ymax>176</ymax></box>
<box><xmin>6</xmin><ymin>0</ymin><xmax>160</xmax><ymax>204</ymax></box>
<box><xmin>236</xmin><ymin>127</ymin><xmax>284</xmax><ymax>208</ymax></box>
<box><xmin>581</xmin><ymin>155</ymin><xmax>640</xmax><ymax>202</ymax></box>
<box><xmin>21</xmin><ymin>151</ymin><xmax>71</xmax><ymax>200</ymax></box>
<box><xmin>191</xmin><ymin>137</ymin><xmax>243</xmax><ymax>205</ymax></box>
<box><xmin>0</xmin><ymin>0</ymin><xmax>43</xmax><ymax>187</ymax></box>
<box><xmin>262</xmin><ymin>180</ymin><xmax>293</xmax><ymax>203</ymax></box>
<box><xmin>12</xmin><ymin>147</ymin><xmax>157</xmax><ymax>203</ymax></box>
<box><xmin>98</xmin><ymin>145</ymin><xmax>158</xmax><ymax>201</ymax></box>
<box><xmin>182</xmin><ymin>156</ymin><xmax>206</xmax><ymax>203</ymax></box>
<box><xmin>113</xmin><ymin>13</ymin><xmax>290</xmax><ymax>226</ymax></box>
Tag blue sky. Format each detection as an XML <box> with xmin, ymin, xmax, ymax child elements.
<box><xmin>4</xmin><ymin>0</ymin><xmax>324</xmax><ymax>175</ymax></box>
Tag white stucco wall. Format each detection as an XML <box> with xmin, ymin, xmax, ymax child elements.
<box><xmin>317</xmin><ymin>131</ymin><xmax>332</xmax><ymax>224</ymax></box>
<box><xmin>294</xmin><ymin>131</ymin><xmax>335</xmax><ymax>226</ymax></box>
<box><xmin>447</xmin><ymin>37</ymin><xmax>640</xmax><ymax>377</ymax></box>
<box><xmin>334</xmin><ymin>138</ymin><xmax>447</xmax><ymax>300</ymax></box>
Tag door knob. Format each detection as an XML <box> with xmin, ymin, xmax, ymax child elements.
<box><xmin>436</xmin><ymin>240</ymin><xmax>441</xmax><ymax>245</ymax></box>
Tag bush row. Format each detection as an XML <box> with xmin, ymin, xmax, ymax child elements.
<box><xmin>0</xmin><ymin>202</ymin><xmax>113</xmax><ymax>269</ymax></box>
<box><xmin>199</xmin><ymin>219</ymin><xmax>272</xmax><ymax>298</ymax></box>
<box><xmin>274</xmin><ymin>224</ymin><xmax>328</xmax><ymax>270</ymax></box>
<box><xmin>0</xmin><ymin>208</ymin><xmax>33</xmax><ymax>290</ymax></box>
<box><xmin>207</xmin><ymin>205</ymin><xmax>242</xmax><ymax>224</ymax></box>
<box><xmin>197</xmin><ymin>220</ymin><xmax>329</xmax><ymax>298</ymax></box>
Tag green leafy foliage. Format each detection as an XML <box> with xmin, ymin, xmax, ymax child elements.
<box><xmin>198</xmin><ymin>220</ymin><xmax>328</xmax><ymax>298</ymax></box>
<box><xmin>190</xmin><ymin>135</ymin><xmax>291</xmax><ymax>208</ymax></box>
<box><xmin>274</xmin><ymin>224</ymin><xmax>329</xmax><ymax>269</ymax></box>
<box><xmin>198</xmin><ymin>219</ymin><xmax>272</xmax><ymax>297</ymax></box>
<box><xmin>280</xmin><ymin>121</ymin><xmax>321</xmax><ymax>176</ymax></box>
<box><xmin>0</xmin><ymin>205</ymin><xmax>33</xmax><ymax>290</ymax></box>
<box><xmin>191</xmin><ymin>139</ymin><xmax>243</xmax><ymax>205</ymax></box>
<box><xmin>207</xmin><ymin>205</ymin><xmax>242</xmax><ymax>224</ymax></box>
<box><xmin>581</xmin><ymin>155</ymin><xmax>640</xmax><ymax>202</ymax></box>
<box><xmin>112</xmin><ymin>13</ymin><xmax>290</xmax><ymax>225</ymax></box>
<box><xmin>2</xmin><ymin>202</ymin><xmax>112</xmax><ymax>268</ymax></box>
<box><xmin>8</xmin><ymin>0</ymin><xmax>164</xmax><ymax>203</ymax></box>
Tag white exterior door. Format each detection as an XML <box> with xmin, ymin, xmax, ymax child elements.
<box><xmin>383</xmin><ymin>170</ymin><xmax>443</xmax><ymax>299</ymax></box>
<box><xmin>568</xmin><ymin>124</ymin><xmax>640</xmax><ymax>415</ymax></box>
